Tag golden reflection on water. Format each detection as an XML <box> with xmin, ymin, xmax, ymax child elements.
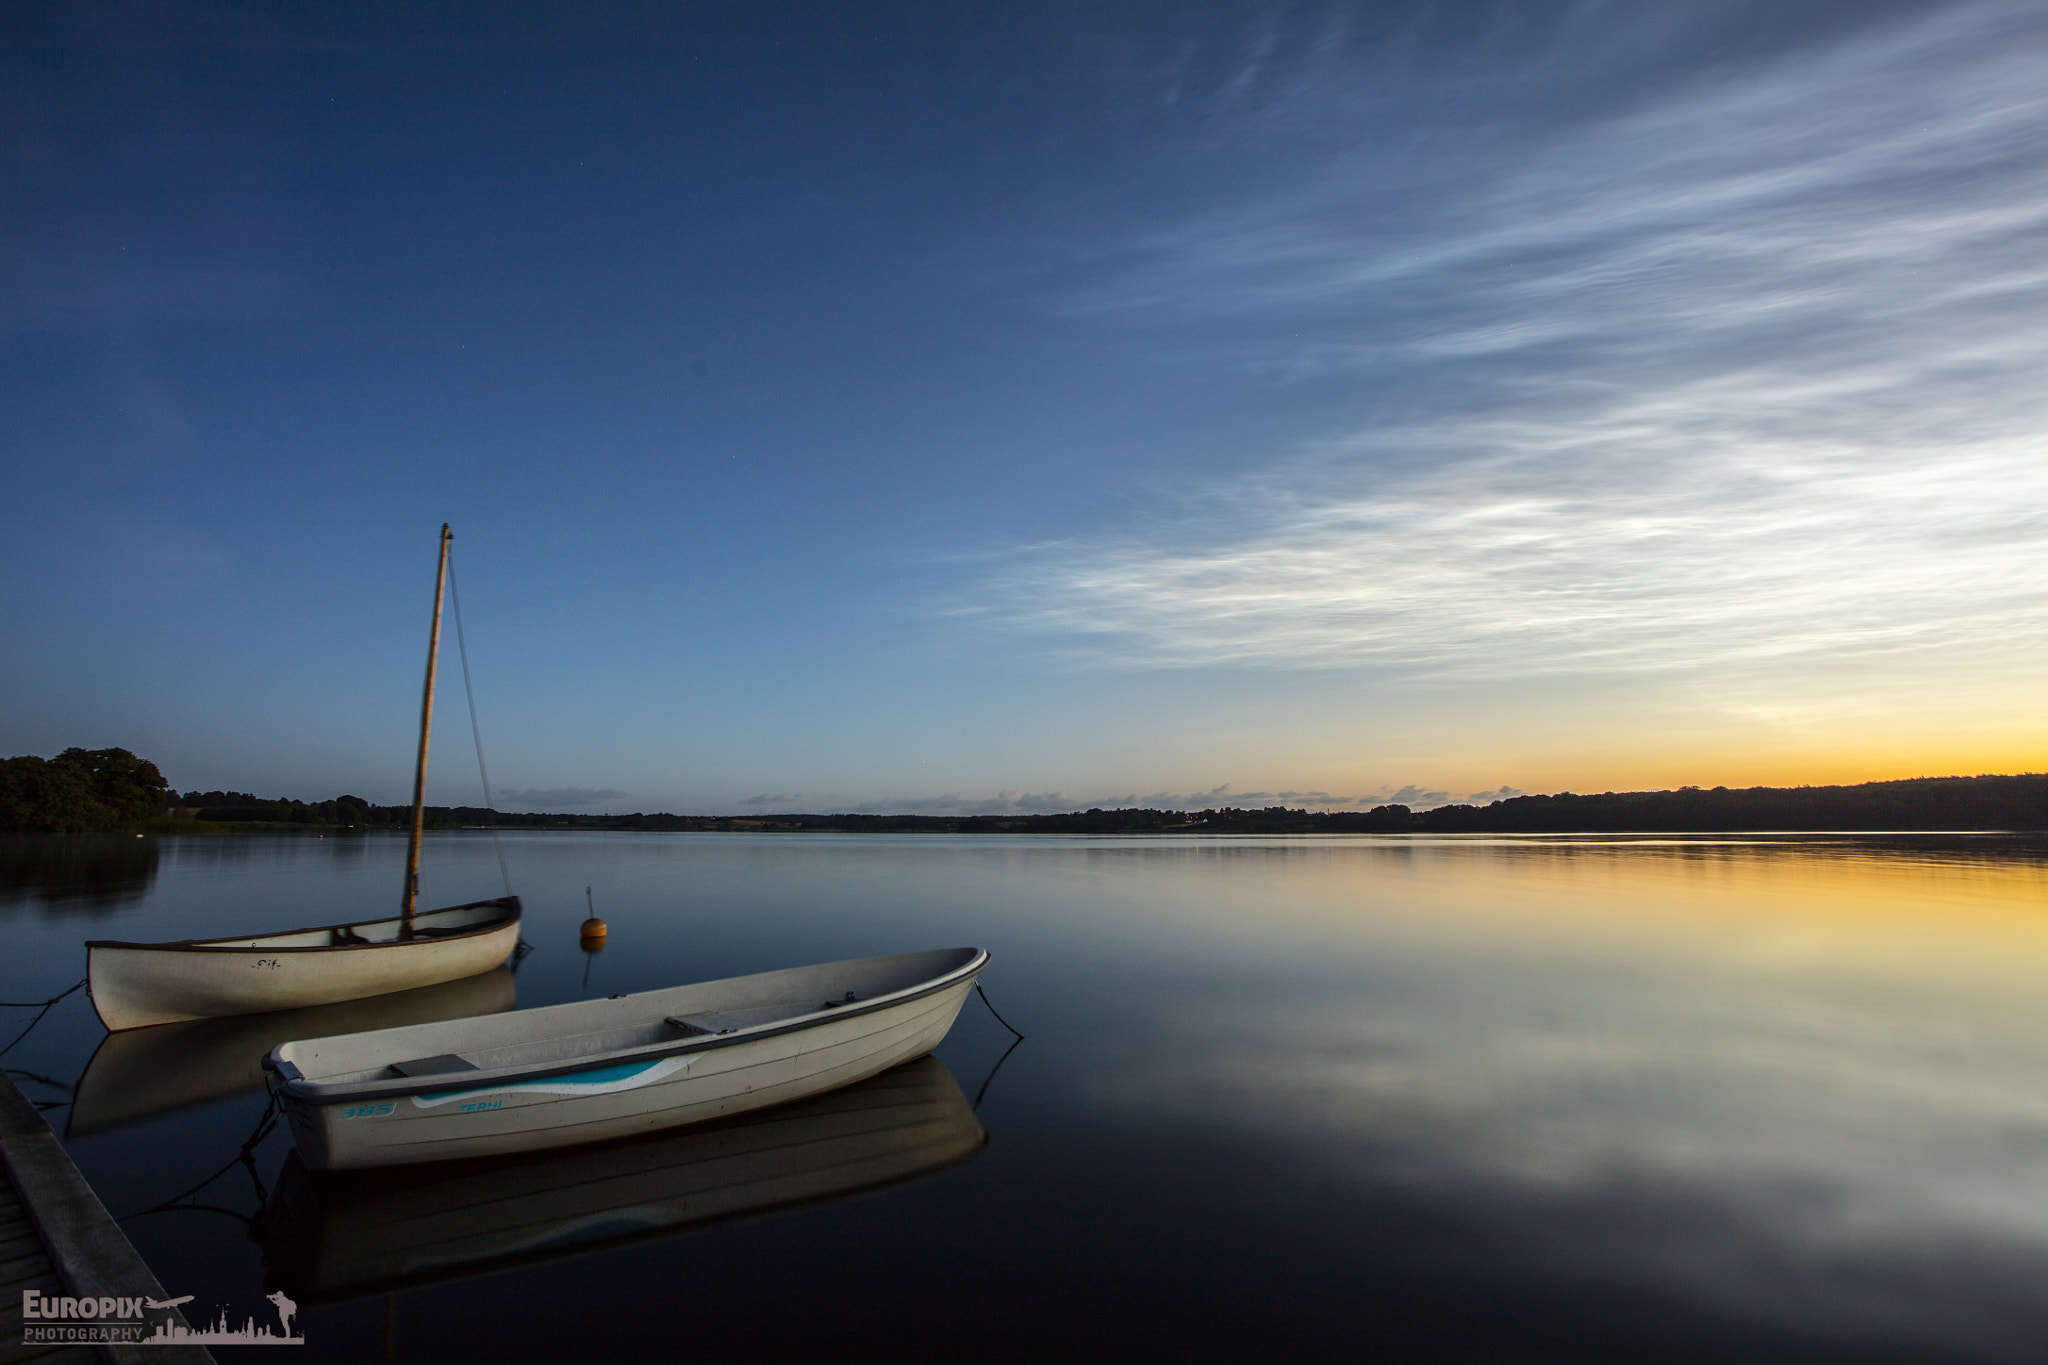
<box><xmin>1153</xmin><ymin>835</ymin><xmax>2048</xmax><ymax>968</ymax></box>
<box><xmin>1081</xmin><ymin>835</ymin><xmax>2048</xmax><ymax>1336</ymax></box>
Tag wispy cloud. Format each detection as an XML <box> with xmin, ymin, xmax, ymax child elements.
<box><xmin>495</xmin><ymin>786</ymin><xmax>627</xmax><ymax>809</ymax></box>
<box><xmin>737</xmin><ymin>793</ymin><xmax>803</xmax><ymax>807</ymax></box>
<box><xmin>982</xmin><ymin>4</ymin><xmax>2048</xmax><ymax>687</ymax></box>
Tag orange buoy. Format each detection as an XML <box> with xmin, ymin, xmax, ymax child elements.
<box><xmin>580</xmin><ymin>916</ymin><xmax>608</xmax><ymax>940</ymax></box>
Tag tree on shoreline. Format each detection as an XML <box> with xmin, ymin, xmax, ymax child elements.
<box><xmin>0</xmin><ymin>748</ymin><xmax>169</xmax><ymax>833</ymax></box>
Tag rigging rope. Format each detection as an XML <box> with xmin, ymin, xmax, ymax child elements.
<box><xmin>448</xmin><ymin>551</ymin><xmax>514</xmax><ymax>899</ymax></box>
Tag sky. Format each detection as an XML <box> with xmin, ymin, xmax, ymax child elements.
<box><xmin>2</xmin><ymin>0</ymin><xmax>2043</xmax><ymax>815</ymax></box>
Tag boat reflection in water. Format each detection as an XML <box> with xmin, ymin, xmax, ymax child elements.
<box><xmin>67</xmin><ymin>968</ymin><xmax>518</xmax><ymax>1137</ymax></box>
<box><xmin>258</xmin><ymin>1055</ymin><xmax>985</xmax><ymax>1304</ymax></box>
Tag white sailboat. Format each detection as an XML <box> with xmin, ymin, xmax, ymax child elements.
<box><xmin>86</xmin><ymin>525</ymin><xmax>524</xmax><ymax>1031</ymax></box>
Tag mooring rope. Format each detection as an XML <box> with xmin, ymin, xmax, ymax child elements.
<box><xmin>0</xmin><ymin>980</ymin><xmax>87</xmax><ymax>1008</ymax></box>
<box><xmin>124</xmin><ymin>1089</ymin><xmax>281</xmax><ymax>1223</ymax></box>
<box><xmin>972</xmin><ymin>1035</ymin><xmax>1024</xmax><ymax>1113</ymax></box>
<box><xmin>975</xmin><ymin>981</ymin><xmax>1026</xmax><ymax>1040</ymax></box>
<box><xmin>3</xmin><ymin>1069</ymin><xmax>72</xmax><ymax>1090</ymax></box>
<box><xmin>968</xmin><ymin>980</ymin><xmax>1027</xmax><ymax>1112</ymax></box>
<box><xmin>448</xmin><ymin>550</ymin><xmax>514</xmax><ymax>900</ymax></box>
<box><xmin>0</xmin><ymin>978</ymin><xmax>86</xmax><ymax>1059</ymax></box>
<box><xmin>5</xmin><ymin>1068</ymin><xmax>74</xmax><ymax>1110</ymax></box>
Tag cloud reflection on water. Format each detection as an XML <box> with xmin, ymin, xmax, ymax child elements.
<box><xmin>1076</xmin><ymin>836</ymin><xmax>2048</xmax><ymax>1356</ymax></box>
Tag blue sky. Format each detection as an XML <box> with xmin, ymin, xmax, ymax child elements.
<box><xmin>3</xmin><ymin>1</ymin><xmax>2043</xmax><ymax>814</ymax></box>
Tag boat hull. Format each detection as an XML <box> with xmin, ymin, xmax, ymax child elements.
<box><xmin>273</xmin><ymin>948</ymin><xmax>986</xmax><ymax>1170</ymax></box>
<box><xmin>87</xmin><ymin>898</ymin><xmax>522</xmax><ymax>1031</ymax></box>
<box><xmin>260</xmin><ymin>1055</ymin><xmax>985</xmax><ymax>1303</ymax></box>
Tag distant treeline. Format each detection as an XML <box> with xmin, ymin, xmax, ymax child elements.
<box><xmin>6</xmin><ymin>748</ymin><xmax>2045</xmax><ymax>834</ymax></box>
<box><xmin>1405</xmin><ymin>775</ymin><xmax>2048</xmax><ymax>833</ymax></box>
<box><xmin>158</xmin><ymin>772</ymin><xmax>2048</xmax><ymax>833</ymax></box>
<box><xmin>629</xmin><ymin>776</ymin><xmax>2048</xmax><ymax>832</ymax></box>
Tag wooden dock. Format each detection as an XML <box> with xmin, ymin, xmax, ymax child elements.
<box><xmin>0</xmin><ymin>1070</ymin><xmax>212</xmax><ymax>1365</ymax></box>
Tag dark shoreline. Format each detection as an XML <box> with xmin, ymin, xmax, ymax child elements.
<box><xmin>149</xmin><ymin>773</ymin><xmax>2048</xmax><ymax>836</ymax></box>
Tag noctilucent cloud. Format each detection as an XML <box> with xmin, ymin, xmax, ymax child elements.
<box><xmin>4</xmin><ymin>2</ymin><xmax>2043</xmax><ymax>814</ymax></box>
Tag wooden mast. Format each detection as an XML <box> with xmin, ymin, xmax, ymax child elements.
<box><xmin>403</xmin><ymin>524</ymin><xmax>453</xmax><ymax>937</ymax></box>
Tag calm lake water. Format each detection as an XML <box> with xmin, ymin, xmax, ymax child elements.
<box><xmin>6</xmin><ymin>830</ymin><xmax>2048</xmax><ymax>1361</ymax></box>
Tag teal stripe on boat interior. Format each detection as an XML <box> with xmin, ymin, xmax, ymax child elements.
<box><xmin>420</xmin><ymin>1058</ymin><xmax>667</xmax><ymax>1104</ymax></box>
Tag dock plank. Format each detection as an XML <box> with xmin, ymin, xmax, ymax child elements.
<box><xmin>1</xmin><ymin>1160</ymin><xmax>94</xmax><ymax>1364</ymax></box>
<box><xmin>0</xmin><ymin>1073</ymin><xmax>212</xmax><ymax>1365</ymax></box>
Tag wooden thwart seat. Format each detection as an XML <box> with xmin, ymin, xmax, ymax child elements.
<box><xmin>665</xmin><ymin>1014</ymin><xmax>737</xmax><ymax>1037</ymax></box>
<box><xmin>385</xmin><ymin>1054</ymin><xmax>480</xmax><ymax>1079</ymax></box>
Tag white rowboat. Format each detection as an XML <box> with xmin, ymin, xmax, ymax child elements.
<box><xmin>87</xmin><ymin>897</ymin><xmax>522</xmax><ymax>1032</ymax></box>
<box><xmin>259</xmin><ymin>1054</ymin><xmax>984</xmax><ymax>1302</ymax></box>
<box><xmin>266</xmin><ymin>946</ymin><xmax>989</xmax><ymax>1170</ymax></box>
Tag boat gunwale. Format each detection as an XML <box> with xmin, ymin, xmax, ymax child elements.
<box><xmin>270</xmin><ymin>947</ymin><xmax>989</xmax><ymax>1106</ymax></box>
<box><xmin>85</xmin><ymin>896</ymin><xmax>522</xmax><ymax>954</ymax></box>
